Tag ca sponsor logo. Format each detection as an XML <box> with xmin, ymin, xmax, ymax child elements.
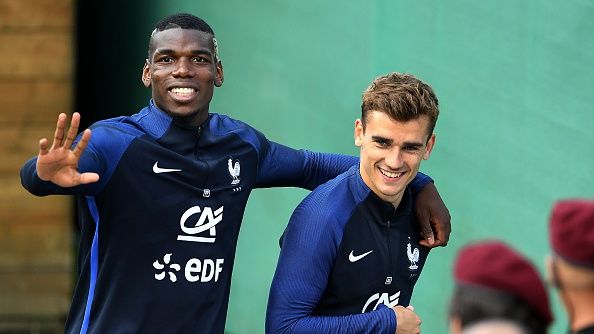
<box><xmin>177</xmin><ymin>206</ymin><xmax>224</xmax><ymax>243</ymax></box>
<box><xmin>362</xmin><ymin>291</ymin><xmax>400</xmax><ymax>313</ymax></box>
<box><xmin>153</xmin><ymin>253</ymin><xmax>224</xmax><ymax>283</ymax></box>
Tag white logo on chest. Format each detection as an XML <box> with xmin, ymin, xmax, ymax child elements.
<box><xmin>153</xmin><ymin>161</ymin><xmax>182</xmax><ymax>174</ymax></box>
<box><xmin>153</xmin><ymin>253</ymin><xmax>224</xmax><ymax>283</ymax></box>
<box><xmin>362</xmin><ymin>291</ymin><xmax>400</xmax><ymax>313</ymax></box>
<box><xmin>348</xmin><ymin>250</ymin><xmax>373</xmax><ymax>263</ymax></box>
<box><xmin>228</xmin><ymin>158</ymin><xmax>241</xmax><ymax>185</ymax></box>
<box><xmin>407</xmin><ymin>237</ymin><xmax>419</xmax><ymax>270</ymax></box>
<box><xmin>177</xmin><ymin>206</ymin><xmax>224</xmax><ymax>243</ymax></box>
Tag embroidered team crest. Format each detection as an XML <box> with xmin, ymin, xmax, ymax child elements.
<box><xmin>406</xmin><ymin>237</ymin><xmax>419</xmax><ymax>270</ymax></box>
<box><xmin>227</xmin><ymin>158</ymin><xmax>241</xmax><ymax>185</ymax></box>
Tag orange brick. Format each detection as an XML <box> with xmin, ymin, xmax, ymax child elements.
<box><xmin>0</xmin><ymin>271</ymin><xmax>71</xmax><ymax>316</ymax></box>
<box><xmin>0</xmin><ymin>0</ymin><xmax>72</xmax><ymax>30</ymax></box>
<box><xmin>0</xmin><ymin>32</ymin><xmax>72</xmax><ymax>79</ymax></box>
<box><xmin>0</xmin><ymin>218</ymin><xmax>72</xmax><ymax>268</ymax></box>
<box><xmin>0</xmin><ymin>176</ymin><xmax>71</xmax><ymax>216</ymax></box>
<box><xmin>0</xmin><ymin>79</ymin><xmax>71</xmax><ymax>126</ymax></box>
<box><xmin>0</xmin><ymin>128</ymin><xmax>70</xmax><ymax>176</ymax></box>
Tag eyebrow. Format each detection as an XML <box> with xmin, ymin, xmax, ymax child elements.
<box><xmin>371</xmin><ymin>135</ymin><xmax>392</xmax><ymax>144</ymax></box>
<box><xmin>154</xmin><ymin>48</ymin><xmax>213</xmax><ymax>57</ymax></box>
<box><xmin>371</xmin><ymin>135</ymin><xmax>424</xmax><ymax>148</ymax></box>
<box><xmin>401</xmin><ymin>142</ymin><xmax>424</xmax><ymax>149</ymax></box>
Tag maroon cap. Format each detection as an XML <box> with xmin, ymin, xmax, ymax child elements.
<box><xmin>454</xmin><ymin>240</ymin><xmax>553</xmax><ymax>325</ymax></box>
<box><xmin>550</xmin><ymin>199</ymin><xmax>594</xmax><ymax>268</ymax></box>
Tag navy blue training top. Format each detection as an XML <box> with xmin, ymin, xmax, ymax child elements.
<box><xmin>21</xmin><ymin>101</ymin><xmax>430</xmax><ymax>334</ymax></box>
<box><xmin>266</xmin><ymin>165</ymin><xmax>430</xmax><ymax>334</ymax></box>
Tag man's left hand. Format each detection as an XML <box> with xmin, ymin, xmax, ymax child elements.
<box><xmin>415</xmin><ymin>182</ymin><xmax>451</xmax><ymax>248</ymax></box>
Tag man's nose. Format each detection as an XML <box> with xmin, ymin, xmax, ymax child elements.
<box><xmin>172</xmin><ymin>59</ymin><xmax>194</xmax><ymax>77</ymax></box>
<box><xmin>384</xmin><ymin>149</ymin><xmax>403</xmax><ymax>168</ymax></box>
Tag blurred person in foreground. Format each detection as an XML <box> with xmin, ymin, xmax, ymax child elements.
<box><xmin>461</xmin><ymin>320</ymin><xmax>528</xmax><ymax>334</ymax></box>
<box><xmin>548</xmin><ymin>199</ymin><xmax>594</xmax><ymax>334</ymax></box>
<box><xmin>449</xmin><ymin>240</ymin><xmax>553</xmax><ymax>334</ymax></box>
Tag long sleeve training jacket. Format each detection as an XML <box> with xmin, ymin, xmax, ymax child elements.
<box><xmin>266</xmin><ymin>165</ymin><xmax>430</xmax><ymax>334</ymax></box>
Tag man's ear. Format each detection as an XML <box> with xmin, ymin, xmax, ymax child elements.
<box><xmin>354</xmin><ymin>119</ymin><xmax>364</xmax><ymax>147</ymax></box>
<box><xmin>214</xmin><ymin>61</ymin><xmax>224</xmax><ymax>87</ymax></box>
<box><xmin>142</xmin><ymin>59</ymin><xmax>151</xmax><ymax>88</ymax></box>
<box><xmin>423</xmin><ymin>134</ymin><xmax>436</xmax><ymax>160</ymax></box>
<box><xmin>449</xmin><ymin>316</ymin><xmax>462</xmax><ymax>334</ymax></box>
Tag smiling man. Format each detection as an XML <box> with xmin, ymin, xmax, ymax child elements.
<box><xmin>266</xmin><ymin>73</ymin><xmax>441</xmax><ymax>334</ymax></box>
<box><xmin>20</xmin><ymin>13</ymin><xmax>450</xmax><ymax>334</ymax></box>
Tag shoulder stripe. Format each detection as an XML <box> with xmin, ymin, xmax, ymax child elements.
<box><xmin>80</xmin><ymin>196</ymin><xmax>100</xmax><ymax>334</ymax></box>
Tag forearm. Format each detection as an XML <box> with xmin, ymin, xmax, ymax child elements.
<box><xmin>267</xmin><ymin>307</ymin><xmax>395</xmax><ymax>334</ymax></box>
<box><xmin>256</xmin><ymin>142</ymin><xmax>357</xmax><ymax>189</ymax></box>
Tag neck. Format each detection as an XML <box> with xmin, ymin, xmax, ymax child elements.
<box><xmin>390</xmin><ymin>193</ymin><xmax>403</xmax><ymax>209</ymax></box>
<box><xmin>151</xmin><ymin>100</ymin><xmax>209</xmax><ymax>128</ymax></box>
<box><xmin>560</xmin><ymin>288</ymin><xmax>594</xmax><ymax>331</ymax></box>
<box><xmin>174</xmin><ymin>112</ymin><xmax>208</xmax><ymax>128</ymax></box>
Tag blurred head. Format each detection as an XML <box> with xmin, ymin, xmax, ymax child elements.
<box><xmin>547</xmin><ymin>199</ymin><xmax>594</xmax><ymax>329</ymax></box>
<box><xmin>461</xmin><ymin>320</ymin><xmax>528</xmax><ymax>334</ymax></box>
<box><xmin>354</xmin><ymin>73</ymin><xmax>438</xmax><ymax>206</ymax></box>
<box><xmin>449</xmin><ymin>241</ymin><xmax>552</xmax><ymax>334</ymax></box>
<box><xmin>142</xmin><ymin>13</ymin><xmax>223</xmax><ymax>126</ymax></box>
<box><xmin>548</xmin><ymin>199</ymin><xmax>594</xmax><ymax>272</ymax></box>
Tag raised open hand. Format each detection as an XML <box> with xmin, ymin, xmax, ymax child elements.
<box><xmin>36</xmin><ymin>112</ymin><xmax>99</xmax><ymax>187</ymax></box>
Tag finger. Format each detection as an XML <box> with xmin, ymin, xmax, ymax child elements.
<box><xmin>417</xmin><ymin>217</ymin><xmax>435</xmax><ymax>247</ymax></box>
<box><xmin>79</xmin><ymin>172</ymin><xmax>100</xmax><ymax>184</ymax></box>
<box><xmin>407</xmin><ymin>305</ymin><xmax>414</xmax><ymax>311</ymax></box>
<box><xmin>433</xmin><ymin>214</ymin><xmax>452</xmax><ymax>247</ymax></box>
<box><xmin>39</xmin><ymin>138</ymin><xmax>49</xmax><ymax>155</ymax></box>
<box><xmin>63</xmin><ymin>112</ymin><xmax>81</xmax><ymax>149</ymax></box>
<box><xmin>51</xmin><ymin>113</ymin><xmax>67</xmax><ymax>149</ymax></box>
<box><xmin>72</xmin><ymin>129</ymin><xmax>92</xmax><ymax>158</ymax></box>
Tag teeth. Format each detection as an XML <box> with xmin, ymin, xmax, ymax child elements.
<box><xmin>380</xmin><ymin>169</ymin><xmax>404</xmax><ymax>178</ymax></box>
<box><xmin>171</xmin><ymin>87</ymin><xmax>195</xmax><ymax>95</ymax></box>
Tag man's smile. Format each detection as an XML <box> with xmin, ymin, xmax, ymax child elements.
<box><xmin>168</xmin><ymin>87</ymin><xmax>198</xmax><ymax>101</ymax></box>
<box><xmin>378</xmin><ymin>167</ymin><xmax>405</xmax><ymax>180</ymax></box>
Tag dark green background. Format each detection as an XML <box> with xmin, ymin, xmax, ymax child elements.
<box><xmin>76</xmin><ymin>1</ymin><xmax>594</xmax><ymax>332</ymax></box>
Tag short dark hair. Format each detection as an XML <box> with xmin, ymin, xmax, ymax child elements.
<box><xmin>361</xmin><ymin>72</ymin><xmax>439</xmax><ymax>137</ymax></box>
<box><xmin>153</xmin><ymin>13</ymin><xmax>215</xmax><ymax>35</ymax></box>
<box><xmin>147</xmin><ymin>13</ymin><xmax>219</xmax><ymax>60</ymax></box>
<box><xmin>449</xmin><ymin>285</ymin><xmax>549</xmax><ymax>334</ymax></box>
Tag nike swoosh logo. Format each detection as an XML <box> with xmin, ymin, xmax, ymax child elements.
<box><xmin>153</xmin><ymin>162</ymin><xmax>182</xmax><ymax>174</ymax></box>
<box><xmin>349</xmin><ymin>250</ymin><xmax>373</xmax><ymax>263</ymax></box>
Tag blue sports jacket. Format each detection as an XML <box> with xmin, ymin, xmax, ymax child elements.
<box><xmin>266</xmin><ymin>165</ymin><xmax>430</xmax><ymax>333</ymax></box>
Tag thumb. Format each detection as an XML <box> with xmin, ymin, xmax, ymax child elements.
<box><xmin>407</xmin><ymin>305</ymin><xmax>415</xmax><ymax>312</ymax></box>
<box><xmin>418</xmin><ymin>217</ymin><xmax>435</xmax><ymax>247</ymax></box>
<box><xmin>79</xmin><ymin>172</ymin><xmax>100</xmax><ymax>184</ymax></box>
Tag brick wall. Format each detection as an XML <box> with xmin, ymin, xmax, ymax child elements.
<box><xmin>0</xmin><ymin>0</ymin><xmax>73</xmax><ymax>331</ymax></box>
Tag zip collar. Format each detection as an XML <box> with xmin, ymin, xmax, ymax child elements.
<box><xmin>352</xmin><ymin>164</ymin><xmax>414</xmax><ymax>223</ymax></box>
